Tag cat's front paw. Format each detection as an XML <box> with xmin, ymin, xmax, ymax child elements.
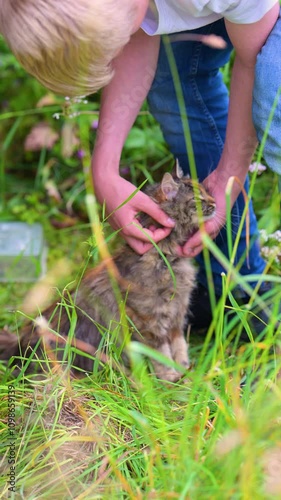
<box><xmin>171</xmin><ymin>336</ymin><xmax>190</xmax><ymax>371</ymax></box>
<box><xmin>174</xmin><ymin>354</ymin><xmax>190</xmax><ymax>371</ymax></box>
<box><xmin>174</xmin><ymin>356</ymin><xmax>190</xmax><ymax>370</ymax></box>
<box><xmin>154</xmin><ymin>366</ymin><xmax>184</xmax><ymax>383</ymax></box>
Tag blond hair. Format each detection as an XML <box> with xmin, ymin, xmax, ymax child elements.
<box><xmin>0</xmin><ymin>0</ymin><xmax>136</xmax><ymax>96</ymax></box>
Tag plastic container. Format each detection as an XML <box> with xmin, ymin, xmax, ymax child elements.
<box><xmin>0</xmin><ymin>222</ymin><xmax>47</xmax><ymax>282</ymax></box>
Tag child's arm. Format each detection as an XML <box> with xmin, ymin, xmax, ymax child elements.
<box><xmin>181</xmin><ymin>2</ymin><xmax>280</xmax><ymax>258</ymax></box>
<box><xmin>92</xmin><ymin>29</ymin><xmax>175</xmax><ymax>254</ymax></box>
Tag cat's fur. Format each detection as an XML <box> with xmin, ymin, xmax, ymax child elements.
<box><xmin>0</xmin><ymin>168</ymin><xmax>215</xmax><ymax>382</ymax></box>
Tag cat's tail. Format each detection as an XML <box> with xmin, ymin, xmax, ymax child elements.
<box><xmin>0</xmin><ymin>322</ymin><xmax>41</xmax><ymax>365</ymax></box>
<box><xmin>0</xmin><ymin>318</ymin><xmax>109</xmax><ymax>375</ymax></box>
<box><xmin>0</xmin><ymin>329</ymin><xmax>19</xmax><ymax>361</ymax></box>
<box><xmin>0</xmin><ymin>323</ymin><xmax>50</xmax><ymax>376</ymax></box>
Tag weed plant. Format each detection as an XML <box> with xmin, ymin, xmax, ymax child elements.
<box><xmin>0</xmin><ymin>34</ymin><xmax>281</xmax><ymax>499</ymax></box>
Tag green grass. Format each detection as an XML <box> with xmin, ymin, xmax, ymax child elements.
<box><xmin>1</xmin><ymin>322</ymin><xmax>281</xmax><ymax>499</ymax></box>
<box><xmin>1</xmin><ymin>35</ymin><xmax>281</xmax><ymax>500</ymax></box>
<box><xmin>1</xmin><ymin>201</ymin><xmax>281</xmax><ymax>498</ymax></box>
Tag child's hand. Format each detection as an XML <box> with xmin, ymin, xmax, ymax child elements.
<box><xmin>177</xmin><ymin>195</ymin><xmax>224</xmax><ymax>258</ymax></box>
<box><xmin>177</xmin><ymin>168</ymin><xmax>240</xmax><ymax>257</ymax></box>
<box><xmin>95</xmin><ymin>174</ymin><xmax>175</xmax><ymax>254</ymax></box>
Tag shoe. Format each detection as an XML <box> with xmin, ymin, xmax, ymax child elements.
<box><xmin>187</xmin><ymin>282</ymin><xmax>281</xmax><ymax>341</ymax></box>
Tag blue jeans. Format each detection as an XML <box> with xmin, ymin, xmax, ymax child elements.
<box><xmin>253</xmin><ymin>8</ymin><xmax>281</xmax><ymax>175</ymax></box>
<box><xmin>147</xmin><ymin>19</ymin><xmax>265</xmax><ymax>295</ymax></box>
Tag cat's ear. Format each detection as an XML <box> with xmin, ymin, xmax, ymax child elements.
<box><xmin>161</xmin><ymin>173</ymin><xmax>179</xmax><ymax>200</ymax></box>
<box><xmin>171</xmin><ymin>159</ymin><xmax>184</xmax><ymax>179</ymax></box>
<box><xmin>175</xmin><ymin>159</ymin><xmax>184</xmax><ymax>179</ymax></box>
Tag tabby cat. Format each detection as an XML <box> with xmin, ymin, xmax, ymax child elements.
<box><xmin>0</xmin><ymin>166</ymin><xmax>215</xmax><ymax>382</ymax></box>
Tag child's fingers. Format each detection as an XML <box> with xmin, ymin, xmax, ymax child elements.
<box><xmin>121</xmin><ymin>223</ymin><xmax>172</xmax><ymax>254</ymax></box>
<box><xmin>137</xmin><ymin>196</ymin><xmax>175</xmax><ymax>229</ymax></box>
<box><xmin>178</xmin><ymin>218</ymin><xmax>221</xmax><ymax>257</ymax></box>
<box><xmin>178</xmin><ymin>242</ymin><xmax>204</xmax><ymax>257</ymax></box>
<box><xmin>123</xmin><ymin>235</ymin><xmax>153</xmax><ymax>254</ymax></box>
<box><xmin>151</xmin><ymin>226</ymin><xmax>173</xmax><ymax>243</ymax></box>
<box><xmin>123</xmin><ymin>222</ymin><xmax>171</xmax><ymax>244</ymax></box>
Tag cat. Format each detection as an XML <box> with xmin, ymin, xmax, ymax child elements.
<box><xmin>0</xmin><ymin>164</ymin><xmax>215</xmax><ymax>382</ymax></box>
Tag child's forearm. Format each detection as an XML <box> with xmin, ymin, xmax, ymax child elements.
<box><xmin>216</xmin><ymin>4</ymin><xmax>280</xmax><ymax>200</ymax></box>
<box><xmin>181</xmin><ymin>4</ymin><xmax>279</xmax><ymax>257</ymax></box>
<box><xmin>91</xmin><ymin>30</ymin><xmax>174</xmax><ymax>254</ymax></box>
<box><xmin>215</xmin><ymin>55</ymin><xmax>257</xmax><ymax>201</ymax></box>
<box><xmin>92</xmin><ymin>29</ymin><xmax>160</xmax><ymax>180</ymax></box>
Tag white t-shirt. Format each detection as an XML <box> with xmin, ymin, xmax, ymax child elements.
<box><xmin>141</xmin><ymin>0</ymin><xmax>278</xmax><ymax>35</ymax></box>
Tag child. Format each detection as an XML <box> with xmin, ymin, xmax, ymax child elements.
<box><xmin>0</xmin><ymin>0</ymin><xmax>140</xmax><ymax>96</ymax></box>
<box><xmin>1</xmin><ymin>1</ymin><xmax>280</xmax><ymax>332</ymax></box>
